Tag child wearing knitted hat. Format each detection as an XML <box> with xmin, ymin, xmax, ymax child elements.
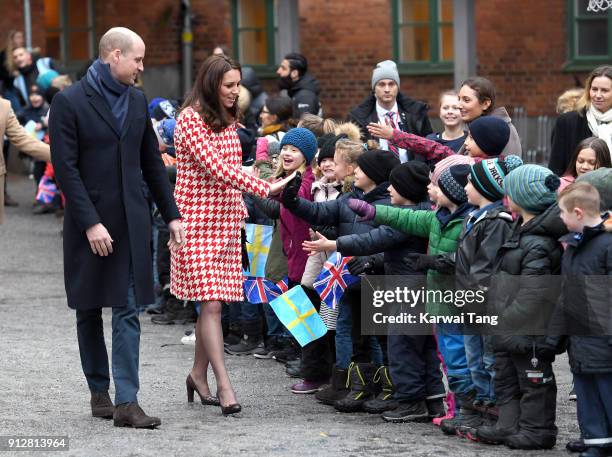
<box><xmin>347</xmin><ymin>163</ymin><xmax>478</xmax><ymax>422</ymax></box>
<box><xmin>304</xmin><ymin>162</ymin><xmax>446</xmax><ymax>420</ymax></box>
<box><xmin>279</xmin><ymin>148</ymin><xmax>398</xmax><ymax>408</ymax></box>
<box><xmin>367</xmin><ymin>115</ymin><xmax>512</xmax><ymax>164</ymax></box>
<box><xmin>471</xmin><ymin>164</ymin><xmax>565</xmax><ymax>450</ymax></box>
<box><xmin>437</xmin><ymin>155</ymin><xmax>523</xmax><ymax>437</ymax></box>
<box><xmin>429</xmin><ymin>154</ymin><xmax>475</xmax><ymax>206</ymax></box>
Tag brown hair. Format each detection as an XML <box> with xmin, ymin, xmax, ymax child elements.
<box><xmin>439</xmin><ymin>90</ymin><xmax>458</xmax><ymax>105</ymax></box>
<box><xmin>558</xmin><ymin>182</ymin><xmax>601</xmax><ymax>216</ymax></box>
<box><xmin>576</xmin><ymin>65</ymin><xmax>612</xmax><ymax>113</ymax></box>
<box><xmin>564</xmin><ymin>137</ymin><xmax>612</xmax><ymax>178</ymax></box>
<box><xmin>298</xmin><ymin>113</ymin><xmax>337</xmax><ymax>137</ymax></box>
<box><xmin>461</xmin><ymin>76</ymin><xmax>496</xmax><ymax>115</ymax></box>
<box><xmin>182</xmin><ymin>55</ymin><xmax>241</xmax><ymax>132</ymax></box>
<box><xmin>4</xmin><ymin>30</ymin><xmax>22</xmax><ymax>73</ymax></box>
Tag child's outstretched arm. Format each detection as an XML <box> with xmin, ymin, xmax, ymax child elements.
<box><xmin>367</xmin><ymin>123</ymin><xmax>454</xmax><ymax>163</ymax></box>
<box><xmin>281</xmin><ymin>174</ymin><xmax>342</xmax><ymax>227</ymax></box>
<box><xmin>372</xmin><ymin>204</ymin><xmax>436</xmax><ymax>239</ymax></box>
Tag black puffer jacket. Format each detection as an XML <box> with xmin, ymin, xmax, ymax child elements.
<box><xmin>491</xmin><ymin>204</ymin><xmax>566</xmax><ymax>353</ymax></box>
<box><xmin>287</xmin><ymin>182</ymin><xmax>391</xmax><ymax>279</ymax></box>
<box><xmin>336</xmin><ymin>201</ymin><xmax>430</xmax><ymax>275</ymax></box>
<box><xmin>347</xmin><ymin>92</ymin><xmax>432</xmax><ymax>142</ymax></box>
<box><xmin>550</xmin><ymin>220</ymin><xmax>612</xmax><ymax>374</ymax></box>
<box><xmin>288</xmin><ymin>72</ymin><xmax>321</xmax><ymax>118</ymax></box>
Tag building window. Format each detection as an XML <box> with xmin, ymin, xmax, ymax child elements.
<box><xmin>392</xmin><ymin>0</ymin><xmax>454</xmax><ymax>75</ymax></box>
<box><xmin>232</xmin><ymin>0</ymin><xmax>278</xmax><ymax>73</ymax></box>
<box><xmin>44</xmin><ymin>0</ymin><xmax>95</xmax><ymax>67</ymax></box>
<box><xmin>566</xmin><ymin>0</ymin><xmax>612</xmax><ymax>70</ymax></box>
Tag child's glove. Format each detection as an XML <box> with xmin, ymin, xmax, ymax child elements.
<box><xmin>347</xmin><ymin>199</ymin><xmax>376</xmax><ymax>221</ymax></box>
<box><xmin>406</xmin><ymin>253</ymin><xmax>438</xmax><ymax>272</ymax></box>
<box><xmin>347</xmin><ymin>256</ymin><xmax>374</xmax><ymax>275</ymax></box>
<box><xmin>281</xmin><ymin>172</ymin><xmax>302</xmax><ymax>209</ymax></box>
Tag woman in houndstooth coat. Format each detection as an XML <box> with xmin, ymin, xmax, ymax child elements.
<box><xmin>171</xmin><ymin>55</ymin><xmax>292</xmax><ymax>414</ymax></box>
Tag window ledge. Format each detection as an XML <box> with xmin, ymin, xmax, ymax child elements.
<box><xmin>397</xmin><ymin>62</ymin><xmax>454</xmax><ymax>76</ymax></box>
<box><xmin>562</xmin><ymin>59</ymin><xmax>610</xmax><ymax>72</ymax></box>
<box><xmin>243</xmin><ymin>65</ymin><xmax>278</xmax><ymax>79</ymax></box>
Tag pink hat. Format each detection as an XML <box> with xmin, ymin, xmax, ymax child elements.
<box><xmin>430</xmin><ymin>155</ymin><xmax>475</xmax><ymax>185</ymax></box>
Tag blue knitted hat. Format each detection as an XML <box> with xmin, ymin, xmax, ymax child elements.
<box><xmin>469</xmin><ymin>155</ymin><xmax>523</xmax><ymax>201</ymax></box>
<box><xmin>280</xmin><ymin>127</ymin><xmax>318</xmax><ymax>164</ymax></box>
<box><xmin>438</xmin><ymin>164</ymin><xmax>470</xmax><ymax>205</ymax></box>
<box><xmin>505</xmin><ymin>164</ymin><xmax>561</xmax><ymax>214</ymax></box>
<box><xmin>469</xmin><ymin>116</ymin><xmax>510</xmax><ymax>156</ymax></box>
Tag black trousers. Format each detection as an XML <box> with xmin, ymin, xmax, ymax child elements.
<box><xmin>494</xmin><ymin>351</ymin><xmax>557</xmax><ymax>440</ymax></box>
<box><xmin>388</xmin><ymin>334</ymin><xmax>445</xmax><ymax>401</ymax></box>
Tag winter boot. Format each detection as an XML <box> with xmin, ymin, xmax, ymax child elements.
<box><xmin>439</xmin><ymin>391</ymin><xmax>482</xmax><ymax>436</ymax></box>
<box><xmin>363</xmin><ymin>366</ymin><xmax>398</xmax><ymax>414</ymax></box>
<box><xmin>504</xmin><ymin>432</ymin><xmax>556</xmax><ymax>450</ymax></box>
<box><xmin>334</xmin><ymin>362</ymin><xmax>377</xmax><ymax>413</ymax></box>
<box><xmin>225</xmin><ymin>320</ymin><xmax>263</xmax><ymax>355</ymax></box>
<box><xmin>151</xmin><ymin>298</ymin><xmax>197</xmax><ymax>325</ymax></box>
<box><xmin>381</xmin><ymin>399</ymin><xmax>429</xmax><ymax>423</ymax></box>
<box><xmin>224</xmin><ymin>323</ymin><xmax>243</xmax><ymax>347</ymax></box>
<box><xmin>316</xmin><ymin>364</ymin><xmax>350</xmax><ymax>405</ymax></box>
<box><xmin>270</xmin><ymin>339</ymin><xmax>300</xmax><ymax>363</ymax></box>
<box><xmin>472</xmin><ymin>399</ymin><xmax>520</xmax><ymax>444</ymax></box>
<box><xmin>426</xmin><ymin>396</ymin><xmax>447</xmax><ymax>419</ymax></box>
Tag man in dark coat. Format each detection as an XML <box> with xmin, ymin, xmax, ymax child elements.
<box><xmin>348</xmin><ymin>60</ymin><xmax>432</xmax><ymax>163</ymax></box>
<box><xmin>276</xmin><ymin>52</ymin><xmax>321</xmax><ymax>119</ymax></box>
<box><xmin>49</xmin><ymin>27</ymin><xmax>183</xmax><ymax>429</ymax></box>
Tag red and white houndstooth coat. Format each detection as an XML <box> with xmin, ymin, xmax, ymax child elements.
<box><xmin>171</xmin><ymin>107</ymin><xmax>270</xmax><ymax>302</ymax></box>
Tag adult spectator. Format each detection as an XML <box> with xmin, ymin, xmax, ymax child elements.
<box><xmin>0</xmin><ymin>30</ymin><xmax>25</xmax><ymax>112</ymax></box>
<box><xmin>549</xmin><ymin>65</ymin><xmax>612</xmax><ymax>176</ymax></box>
<box><xmin>49</xmin><ymin>27</ymin><xmax>183</xmax><ymax>428</ymax></box>
<box><xmin>276</xmin><ymin>52</ymin><xmax>321</xmax><ymax>118</ymax></box>
<box><xmin>348</xmin><ymin>60</ymin><xmax>432</xmax><ymax>162</ymax></box>
<box><xmin>12</xmin><ymin>46</ymin><xmax>57</xmax><ymax>108</ymax></box>
<box><xmin>0</xmin><ymin>94</ymin><xmax>50</xmax><ymax>221</ymax></box>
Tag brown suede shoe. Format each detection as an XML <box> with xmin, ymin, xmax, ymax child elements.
<box><xmin>91</xmin><ymin>392</ymin><xmax>114</xmax><ymax>419</ymax></box>
<box><xmin>113</xmin><ymin>403</ymin><xmax>161</xmax><ymax>429</ymax></box>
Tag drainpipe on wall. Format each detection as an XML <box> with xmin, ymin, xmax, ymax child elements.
<box><xmin>24</xmin><ymin>0</ymin><xmax>32</xmax><ymax>50</ymax></box>
<box><xmin>181</xmin><ymin>0</ymin><xmax>193</xmax><ymax>95</ymax></box>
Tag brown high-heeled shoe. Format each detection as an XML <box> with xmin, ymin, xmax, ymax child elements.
<box><xmin>220</xmin><ymin>402</ymin><xmax>242</xmax><ymax>416</ymax></box>
<box><xmin>186</xmin><ymin>374</ymin><xmax>220</xmax><ymax>406</ymax></box>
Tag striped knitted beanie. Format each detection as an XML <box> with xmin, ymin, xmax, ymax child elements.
<box><xmin>505</xmin><ymin>164</ymin><xmax>561</xmax><ymax>214</ymax></box>
<box><xmin>469</xmin><ymin>155</ymin><xmax>523</xmax><ymax>202</ymax></box>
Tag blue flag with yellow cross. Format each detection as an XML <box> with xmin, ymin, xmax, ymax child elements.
<box><xmin>244</xmin><ymin>223</ymin><xmax>273</xmax><ymax>278</ymax></box>
<box><xmin>269</xmin><ymin>285</ymin><xmax>328</xmax><ymax>347</ymax></box>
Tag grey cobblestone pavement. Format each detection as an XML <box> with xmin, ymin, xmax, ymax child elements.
<box><xmin>1</xmin><ymin>174</ymin><xmax>580</xmax><ymax>456</ymax></box>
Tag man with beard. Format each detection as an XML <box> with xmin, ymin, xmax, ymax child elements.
<box><xmin>276</xmin><ymin>52</ymin><xmax>321</xmax><ymax>119</ymax></box>
<box><xmin>348</xmin><ymin>60</ymin><xmax>432</xmax><ymax>163</ymax></box>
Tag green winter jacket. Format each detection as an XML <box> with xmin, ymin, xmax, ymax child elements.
<box><xmin>374</xmin><ymin>203</ymin><xmax>473</xmax><ymax>315</ymax></box>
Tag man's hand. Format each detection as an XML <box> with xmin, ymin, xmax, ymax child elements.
<box><xmin>86</xmin><ymin>223</ymin><xmax>114</xmax><ymax>256</ymax></box>
<box><xmin>167</xmin><ymin>219</ymin><xmax>185</xmax><ymax>253</ymax></box>
<box><xmin>367</xmin><ymin>122</ymin><xmax>394</xmax><ymax>140</ymax></box>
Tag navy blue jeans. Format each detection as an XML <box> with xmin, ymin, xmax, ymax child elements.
<box><xmin>575</xmin><ymin>372</ymin><xmax>612</xmax><ymax>448</ymax></box>
<box><xmin>76</xmin><ymin>271</ymin><xmax>141</xmax><ymax>405</ymax></box>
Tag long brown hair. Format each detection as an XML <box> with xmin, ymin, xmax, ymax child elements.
<box><xmin>182</xmin><ymin>55</ymin><xmax>241</xmax><ymax>132</ymax></box>
<box><xmin>564</xmin><ymin>136</ymin><xmax>612</xmax><ymax>178</ymax></box>
<box><xmin>576</xmin><ymin>65</ymin><xmax>612</xmax><ymax>113</ymax></box>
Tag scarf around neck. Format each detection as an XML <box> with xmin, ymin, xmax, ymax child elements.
<box><xmin>86</xmin><ymin>58</ymin><xmax>130</xmax><ymax>130</ymax></box>
<box><xmin>586</xmin><ymin>104</ymin><xmax>612</xmax><ymax>156</ymax></box>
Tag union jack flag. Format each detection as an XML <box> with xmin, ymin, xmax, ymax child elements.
<box><xmin>243</xmin><ymin>276</ymin><xmax>289</xmax><ymax>304</ymax></box>
<box><xmin>36</xmin><ymin>175</ymin><xmax>58</xmax><ymax>204</ymax></box>
<box><xmin>313</xmin><ymin>252</ymin><xmax>359</xmax><ymax>310</ymax></box>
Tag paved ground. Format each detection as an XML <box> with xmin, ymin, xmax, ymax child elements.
<box><xmin>0</xmin><ymin>174</ymin><xmax>581</xmax><ymax>457</ymax></box>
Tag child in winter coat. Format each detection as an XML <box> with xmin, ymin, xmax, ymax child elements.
<box><xmin>290</xmin><ymin>133</ymin><xmax>344</xmax><ymax>395</ymax></box>
<box><xmin>367</xmin><ymin>114</ymin><xmax>510</xmax><ymax>164</ymax></box>
<box><xmin>347</xmin><ymin>162</ymin><xmax>477</xmax><ymax>422</ymax></box>
<box><xmin>558</xmin><ymin>137</ymin><xmax>611</xmax><ymax>192</ymax></box>
<box><xmin>282</xmin><ymin>148</ymin><xmax>399</xmax><ymax>412</ymax></box>
<box><xmin>304</xmin><ymin>162</ymin><xmax>435</xmax><ymax>420</ymax></box>
<box><xmin>473</xmin><ymin>165</ymin><xmax>565</xmax><ymax>450</ymax></box>
<box><xmin>554</xmin><ymin>182</ymin><xmax>612</xmax><ymax>457</ymax></box>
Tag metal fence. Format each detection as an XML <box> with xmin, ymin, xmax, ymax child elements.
<box><xmin>512</xmin><ymin>107</ymin><xmax>556</xmax><ymax>166</ymax></box>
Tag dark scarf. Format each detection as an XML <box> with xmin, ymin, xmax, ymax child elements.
<box><xmin>86</xmin><ymin>58</ymin><xmax>130</xmax><ymax>130</ymax></box>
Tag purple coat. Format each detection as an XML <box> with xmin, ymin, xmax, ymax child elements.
<box><xmin>279</xmin><ymin>167</ymin><xmax>315</xmax><ymax>282</ymax></box>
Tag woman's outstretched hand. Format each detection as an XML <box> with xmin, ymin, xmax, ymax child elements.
<box><xmin>268</xmin><ymin>171</ymin><xmax>298</xmax><ymax>196</ymax></box>
<box><xmin>367</xmin><ymin>122</ymin><xmax>394</xmax><ymax>140</ymax></box>
<box><xmin>302</xmin><ymin>231</ymin><xmax>336</xmax><ymax>256</ymax></box>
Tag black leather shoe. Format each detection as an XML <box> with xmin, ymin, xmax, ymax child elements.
<box><xmin>579</xmin><ymin>447</ymin><xmax>612</xmax><ymax>457</ymax></box>
<box><xmin>113</xmin><ymin>403</ymin><xmax>161</xmax><ymax>428</ymax></box>
<box><xmin>286</xmin><ymin>365</ymin><xmax>302</xmax><ymax>378</ymax></box>
<box><xmin>91</xmin><ymin>391</ymin><xmax>114</xmax><ymax>419</ymax></box>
